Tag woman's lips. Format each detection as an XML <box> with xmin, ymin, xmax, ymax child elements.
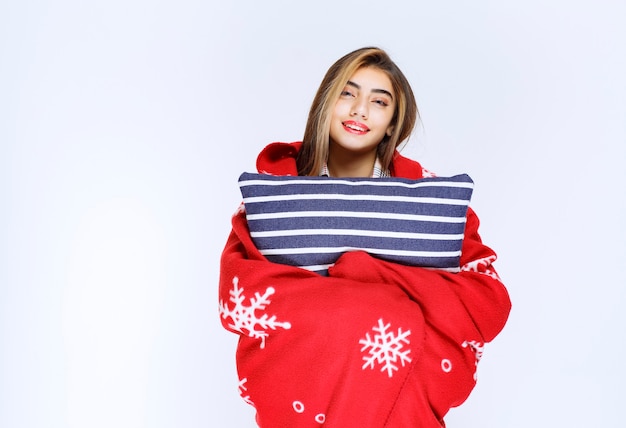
<box><xmin>342</xmin><ymin>120</ymin><xmax>370</xmax><ymax>134</ymax></box>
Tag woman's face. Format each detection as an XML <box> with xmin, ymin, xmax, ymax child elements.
<box><xmin>329</xmin><ymin>67</ymin><xmax>396</xmax><ymax>158</ymax></box>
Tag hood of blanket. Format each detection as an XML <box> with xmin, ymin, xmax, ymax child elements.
<box><xmin>255</xmin><ymin>141</ymin><xmax>426</xmax><ymax>179</ymax></box>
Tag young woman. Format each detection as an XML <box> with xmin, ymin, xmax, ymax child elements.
<box><xmin>219</xmin><ymin>47</ymin><xmax>511</xmax><ymax>427</ymax></box>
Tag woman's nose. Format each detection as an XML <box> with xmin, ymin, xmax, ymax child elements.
<box><xmin>351</xmin><ymin>98</ymin><xmax>368</xmax><ymax>118</ymax></box>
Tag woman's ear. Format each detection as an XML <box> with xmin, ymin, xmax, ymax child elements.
<box><xmin>386</xmin><ymin>126</ymin><xmax>394</xmax><ymax>137</ymax></box>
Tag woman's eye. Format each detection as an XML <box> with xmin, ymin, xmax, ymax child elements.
<box><xmin>373</xmin><ymin>99</ymin><xmax>389</xmax><ymax>107</ymax></box>
<box><xmin>341</xmin><ymin>89</ymin><xmax>354</xmax><ymax>97</ymax></box>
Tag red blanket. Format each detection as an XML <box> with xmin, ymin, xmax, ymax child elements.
<box><xmin>218</xmin><ymin>142</ymin><xmax>511</xmax><ymax>427</ymax></box>
<box><xmin>219</xmin><ymin>204</ymin><xmax>510</xmax><ymax>427</ymax></box>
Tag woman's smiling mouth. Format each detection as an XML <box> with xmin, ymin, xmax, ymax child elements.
<box><xmin>342</xmin><ymin>120</ymin><xmax>370</xmax><ymax>134</ymax></box>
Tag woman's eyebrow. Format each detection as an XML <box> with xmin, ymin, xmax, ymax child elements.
<box><xmin>346</xmin><ymin>80</ymin><xmax>394</xmax><ymax>100</ymax></box>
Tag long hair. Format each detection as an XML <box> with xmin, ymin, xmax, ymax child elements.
<box><xmin>296</xmin><ymin>47</ymin><xmax>419</xmax><ymax>176</ymax></box>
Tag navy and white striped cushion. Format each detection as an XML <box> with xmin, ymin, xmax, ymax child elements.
<box><xmin>239</xmin><ymin>172</ymin><xmax>474</xmax><ymax>276</ymax></box>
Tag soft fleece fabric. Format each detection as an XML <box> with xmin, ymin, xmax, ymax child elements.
<box><xmin>219</xmin><ymin>142</ymin><xmax>511</xmax><ymax>428</ymax></box>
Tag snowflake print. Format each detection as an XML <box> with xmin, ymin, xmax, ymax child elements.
<box><xmin>234</xmin><ymin>202</ymin><xmax>245</xmax><ymax>216</ymax></box>
<box><xmin>421</xmin><ymin>167</ymin><xmax>437</xmax><ymax>178</ymax></box>
<box><xmin>359</xmin><ymin>318</ymin><xmax>412</xmax><ymax>378</ymax></box>
<box><xmin>461</xmin><ymin>255</ymin><xmax>501</xmax><ymax>281</ymax></box>
<box><xmin>238</xmin><ymin>377</ymin><xmax>254</xmax><ymax>406</ymax></box>
<box><xmin>219</xmin><ymin>276</ymin><xmax>291</xmax><ymax>349</ymax></box>
<box><xmin>462</xmin><ymin>340</ymin><xmax>485</xmax><ymax>381</ymax></box>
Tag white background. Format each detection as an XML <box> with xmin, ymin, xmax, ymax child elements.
<box><xmin>1</xmin><ymin>0</ymin><xmax>625</xmax><ymax>427</ymax></box>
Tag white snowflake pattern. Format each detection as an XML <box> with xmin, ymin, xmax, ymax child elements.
<box><xmin>462</xmin><ymin>340</ymin><xmax>485</xmax><ymax>381</ymax></box>
<box><xmin>359</xmin><ymin>318</ymin><xmax>412</xmax><ymax>378</ymax></box>
<box><xmin>219</xmin><ymin>276</ymin><xmax>291</xmax><ymax>349</ymax></box>
<box><xmin>461</xmin><ymin>255</ymin><xmax>501</xmax><ymax>281</ymax></box>
<box><xmin>234</xmin><ymin>202</ymin><xmax>245</xmax><ymax>216</ymax></box>
<box><xmin>238</xmin><ymin>377</ymin><xmax>254</xmax><ymax>406</ymax></box>
<box><xmin>421</xmin><ymin>167</ymin><xmax>437</xmax><ymax>178</ymax></box>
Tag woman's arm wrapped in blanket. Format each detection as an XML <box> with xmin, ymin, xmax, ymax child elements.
<box><xmin>329</xmin><ymin>207</ymin><xmax>511</xmax><ymax>420</ymax></box>
<box><xmin>218</xmin><ymin>205</ymin><xmax>511</xmax><ymax>427</ymax></box>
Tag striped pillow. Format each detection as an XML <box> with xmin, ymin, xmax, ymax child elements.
<box><xmin>239</xmin><ymin>172</ymin><xmax>474</xmax><ymax>276</ymax></box>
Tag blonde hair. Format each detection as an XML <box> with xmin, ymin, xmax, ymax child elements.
<box><xmin>297</xmin><ymin>47</ymin><xmax>419</xmax><ymax>176</ymax></box>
